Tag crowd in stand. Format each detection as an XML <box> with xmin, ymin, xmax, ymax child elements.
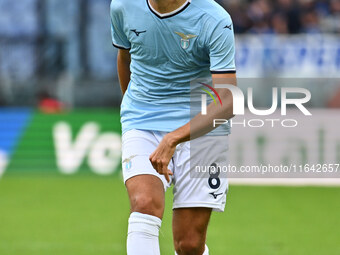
<box><xmin>217</xmin><ymin>0</ymin><xmax>340</xmax><ymax>34</ymax></box>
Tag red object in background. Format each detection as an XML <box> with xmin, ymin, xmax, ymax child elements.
<box><xmin>39</xmin><ymin>98</ymin><xmax>65</xmax><ymax>113</ymax></box>
<box><xmin>327</xmin><ymin>88</ymin><xmax>340</xmax><ymax>108</ymax></box>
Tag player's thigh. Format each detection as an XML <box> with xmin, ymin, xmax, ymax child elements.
<box><xmin>126</xmin><ymin>174</ymin><xmax>165</xmax><ymax>219</ymax></box>
<box><xmin>172</xmin><ymin>207</ymin><xmax>212</xmax><ymax>253</ymax></box>
<box><xmin>172</xmin><ymin>135</ymin><xmax>229</xmax><ymax>213</ymax></box>
<box><xmin>122</xmin><ymin>129</ymin><xmax>171</xmax><ymax>219</ymax></box>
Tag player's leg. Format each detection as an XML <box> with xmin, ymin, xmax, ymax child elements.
<box><xmin>126</xmin><ymin>174</ymin><xmax>165</xmax><ymax>218</ymax></box>
<box><xmin>173</xmin><ymin>208</ymin><xmax>211</xmax><ymax>255</ymax></box>
<box><xmin>126</xmin><ymin>175</ymin><xmax>165</xmax><ymax>255</ymax></box>
<box><xmin>122</xmin><ymin>129</ymin><xmax>171</xmax><ymax>255</ymax></box>
<box><xmin>171</xmin><ymin>134</ymin><xmax>230</xmax><ymax>255</ymax></box>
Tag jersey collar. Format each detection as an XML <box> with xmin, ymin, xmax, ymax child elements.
<box><xmin>146</xmin><ymin>0</ymin><xmax>191</xmax><ymax>19</ymax></box>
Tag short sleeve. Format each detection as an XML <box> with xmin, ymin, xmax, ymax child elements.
<box><xmin>110</xmin><ymin>1</ymin><xmax>131</xmax><ymax>50</ymax></box>
<box><xmin>208</xmin><ymin>18</ymin><xmax>236</xmax><ymax>74</ymax></box>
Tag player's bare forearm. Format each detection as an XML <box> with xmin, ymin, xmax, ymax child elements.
<box><xmin>166</xmin><ymin>73</ymin><xmax>237</xmax><ymax>146</ymax></box>
<box><xmin>150</xmin><ymin>73</ymin><xmax>236</xmax><ymax>181</ymax></box>
<box><xmin>117</xmin><ymin>49</ymin><xmax>131</xmax><ymax>95</ymax></box>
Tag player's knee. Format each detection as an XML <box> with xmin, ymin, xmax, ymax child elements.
<box><xmin>131</xmin><ymin>194</ymin><xmax>163</xmax><ymax>218</ymax></box>
<box><xmin>174</xmin><ymin>237</ymin><xmax>205</xmax><ymax>255</ymax></box>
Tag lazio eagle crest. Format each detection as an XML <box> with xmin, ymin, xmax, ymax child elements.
<box><xmin>122</xmin><ymin>155</ymin><xmax>137</xmax><ymax>170</ymax></box>
<box><xmin>175</xmin><ymin>32</ymin><xmax>197</xmax><ymax>50</ymax></box>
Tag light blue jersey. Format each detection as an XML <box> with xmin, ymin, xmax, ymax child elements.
<box><xmin>110</xmin><ymin>0</ymin><xmax>236</xmax><ymax>134</ymax></box>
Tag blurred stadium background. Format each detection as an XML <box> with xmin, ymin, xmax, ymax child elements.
<box><xmin>0</xmin><ymin>0</ymin><xmax>339</xmax><ymax>254</ymax></box>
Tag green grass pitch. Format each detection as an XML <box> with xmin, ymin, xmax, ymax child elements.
<box><xmin>0</xmin><ymin>173</ymin><xmax>339</xmax><ymax>255</ymax></box>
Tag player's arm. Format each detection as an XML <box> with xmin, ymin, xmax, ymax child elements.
<box><xmin>170</xmin><ymin>72</ymin><xmax>236</xmax><ymax>143</ymax></box>
<box><xmin>110</xmin><ymin>1</ymin><xmax>131</xmax><ymax>94</ymax></box>
<box><xmin>117</xmin><ymin>49</ymin><xmax>131</xmax><ymax>95</ymax></box>
<box><xmin>150</xmin><ymin>16</ymin><xmax>236</xmax><ymax>181</ymax></box>
<box><xmin>152</xmin><ymin>73</ymin><xmax>236</xmax><ymax>145</ymax></box>
<box><xmin>149</xmin><ymin>73</ymin><xmax>236</xmax><ymax>182</ymax></box>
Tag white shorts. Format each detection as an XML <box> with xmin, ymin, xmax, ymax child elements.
<box><xmin>122</xmin><ymin>129</ymin><xmax>229</xmax><ymax>212</ymax></box>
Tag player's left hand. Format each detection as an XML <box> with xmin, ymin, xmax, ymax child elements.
<box><xmin>149</xmin><ymin>134</ymin><xmax>177</xmax><ymax>183</ymax></box>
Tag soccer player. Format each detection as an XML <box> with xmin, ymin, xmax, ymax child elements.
<box><xmin>110</xmin><ymin>0</ymin><xmax>236</xmax><ymax>254</ymax></box>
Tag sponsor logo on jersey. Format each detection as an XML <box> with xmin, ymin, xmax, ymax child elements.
<box><xmin>131</xmin><ymin>29</ymin><xmax>147</xmax><ymax>36</ymax></box>
<box><xmin>224</xmin><ymin>24</ymin><xmax>232</xmax><ymax>30</ymax></box>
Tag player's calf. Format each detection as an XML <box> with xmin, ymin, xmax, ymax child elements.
<box><xmin>173</xmin><ymin>208</ymin><xmax>211</xmax><ymax>255</ymax></box>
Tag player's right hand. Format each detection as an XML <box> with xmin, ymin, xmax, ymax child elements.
<box><xmin>149</xmin><ymin>134</ymin><xmax>176</xmax><ymax>183</ymax></box>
